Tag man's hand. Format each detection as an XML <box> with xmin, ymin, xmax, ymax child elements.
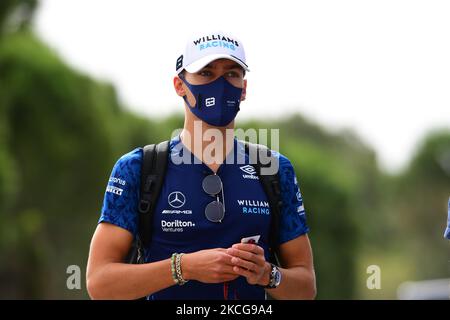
<box><xmin>183</xmin><ymin>248</ymin><xmax>239</xmax><ymax>283</ymax></box>
<box><xmin>226</xmin><ymin>243</ymin><xmax>271</xmax><ymax>286</ymax></box>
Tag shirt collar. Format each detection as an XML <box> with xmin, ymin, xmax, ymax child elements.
<box><xmin>169</xmin><ymin>134</ymin><xmax>243</xmax><ymax>172</ymax></box>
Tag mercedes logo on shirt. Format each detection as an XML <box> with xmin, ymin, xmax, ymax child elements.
<box><xmin>168</xmin><ymin>191</ymin><xmax>186</xmax><ymax>208</ymax></box>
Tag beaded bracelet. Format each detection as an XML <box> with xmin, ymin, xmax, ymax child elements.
<box><xmin>175</xmin><ymin>253</ymin><xmax>188</xmax><ymax>285</ymax></box>
<box><xmin>170</xmin><ymin>253</ymin><xmax>179</xmax><ymax>285</ymax></box>
<box><xmin>170</xmin><ymin>253</ymin><xmax>188</xmax><ymax>285</ymax></box>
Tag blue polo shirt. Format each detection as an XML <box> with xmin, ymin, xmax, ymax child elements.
<box><xmin>99</xmin><ymin>135</ymin><xmax>309</xmax><ymax>300</ymax></box>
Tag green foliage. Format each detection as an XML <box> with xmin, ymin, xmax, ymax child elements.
<box><xmin>390</xmin><ymin>131</ymin><xmax>450</xmax><ymax>280</ymax></box>
<box><xmin>0</xmin><ymin>0</ymin><xmax>37</xmax><ymax>37</ymax></box>
<box><xmin>0</xmin><ymin>30</ymin><xmax>159</xmax><ymax>298</ymax></box>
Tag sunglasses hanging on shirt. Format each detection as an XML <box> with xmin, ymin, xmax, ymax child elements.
<box><xmin>202</xmin><ymin>174</ymin><xmax>225</xmax><ymax>223</ymax></box>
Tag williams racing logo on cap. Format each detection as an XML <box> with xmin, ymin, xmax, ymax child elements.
<box><xmin>193</xmin><ymin>34</ymin><xmax>239</xmax><ymax>51</ymax></box>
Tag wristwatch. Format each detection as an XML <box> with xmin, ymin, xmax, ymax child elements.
<box><xmin>264</xmin><ymin>263</ymin><xmax>282</xmax><ymax>289</ymax></box>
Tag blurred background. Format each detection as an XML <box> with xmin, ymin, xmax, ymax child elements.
<box><xmin>0</xmin><ymin>0</ymin><xmax>449</xmax><ymax>299</ymax></box>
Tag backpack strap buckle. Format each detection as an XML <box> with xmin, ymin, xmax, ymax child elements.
<box><xmin>138</xmin><ymin>199</ymin><xmax>151</xmax><ymax>214</ymax></box>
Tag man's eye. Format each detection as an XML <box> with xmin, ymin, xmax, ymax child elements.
<box><xmin>198</xmin><ymin>70</ymin><xmax>212</xmax><ymax>77</ymax></box>
<box><xmin>226</xmin><ymin>71</ymin><xmax>241</xmax><ymax>78</ymax></box>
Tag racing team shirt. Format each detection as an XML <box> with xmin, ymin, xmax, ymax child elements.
<box><xmin>99</xmin><ymin>135</ymin><xmax>309</xmax><ymax>300</ymax></box>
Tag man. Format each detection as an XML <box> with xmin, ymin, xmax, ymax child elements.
<box><xmin>86</xmin><ymin>31</ymin><xmax>316</xmax><ymax>300</ymax></box>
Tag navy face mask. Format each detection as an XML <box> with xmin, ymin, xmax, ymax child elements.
<box><xmin>180</xmin><ymin>75</ymin><xmax>243</xmax><ymax>127</ymax></box>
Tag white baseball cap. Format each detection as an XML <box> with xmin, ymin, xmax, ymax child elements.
<box><xmin>176</xmin><ymin>31</ymin><xmax>250</xmax><ymax>74</ymax></box>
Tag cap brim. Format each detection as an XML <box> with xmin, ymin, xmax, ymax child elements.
<box><xmin>182</xmin><ymin>53</ymin><xmax>250</xmax><ymax>74</ymax></box>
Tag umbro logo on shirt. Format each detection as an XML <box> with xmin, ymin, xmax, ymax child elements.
<box><xmin>240</xmin><ymin>165</ymin><xmax>256</xmax><ymax>175</ymax></box>
<box><xmin>240</xmin><ymin>165</ymin><xmax>259</xmax><ymax>180</ymax></box>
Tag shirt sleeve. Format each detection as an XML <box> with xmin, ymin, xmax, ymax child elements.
<box><xmin>98</xmin><ymin>148</ymin><xmax>142</xmax><ymax>237</ymax></box>
<box><xmin>275</xmin><ymin>152</ymin><xmax>310</xmax><ymax>245</ymax></box>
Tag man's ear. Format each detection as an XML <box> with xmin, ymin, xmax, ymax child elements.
<box><xmin>174</xmin><ymin>75</ymin><xmax>197</xmax><ymax>107</ymax></box>
<box><xmin>241</xmin><ymin>79</ymin><xmax>247</xmax><ymax>101</ymax></box>
<box><xmin>173</xmin><ymin>76</ymin><xmax>186</xmax><ymax>97</ymax></box>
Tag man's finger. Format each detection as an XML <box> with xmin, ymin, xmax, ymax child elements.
<box><xmin>232</xmin><ymin>243</ymin><xmax>264</xmax><ymax>255</ymax></box>
<box><xmin>230</xmin><ymin>256</ymin><xmax>258</xmax><ymax>271</ymax></box>
<box><xmin>219</xmin><ymin>251</ymin><xmax>239</xmax><ymax>266</ymax></box>
<box><xmin>232</xmin><ymin>265</ymin><xmax>254</xmax><ymax>279</ymax></box>
<box><xmin>227</xmin><ymin>248</ymin><xmax>265</xmax><ymax>266</ymax></box>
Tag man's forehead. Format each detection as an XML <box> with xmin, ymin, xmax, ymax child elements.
<box><xmin>203</xmin><ymin>59</ymin><xmax>242</xmax><ymax>70</ymax></box>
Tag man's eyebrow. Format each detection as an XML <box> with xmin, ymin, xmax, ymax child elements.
<box><xmin>224</xmin><ymin>63</ymin><xmax>242</xmax><ymax>70</ymax></box>
<box><xmin>202</xmin><ymin>62</ymin><xmax>242</xmax><ymax>70</ymax></box>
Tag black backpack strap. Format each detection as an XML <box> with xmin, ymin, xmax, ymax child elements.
<box><xmin>138</xmin><ymin>140</ymin><xmax>170</xmax><ymax>250</ymax></box>
<box><xmin>242</xmin><ymin>141</ymin><xmax>282</xmax><ymax>266</ymax></box>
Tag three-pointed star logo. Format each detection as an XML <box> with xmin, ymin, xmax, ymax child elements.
<box><xmin>168</xmin><ymin>191</ymin><xmax>186</xmax><ymax>208</ymax></box>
